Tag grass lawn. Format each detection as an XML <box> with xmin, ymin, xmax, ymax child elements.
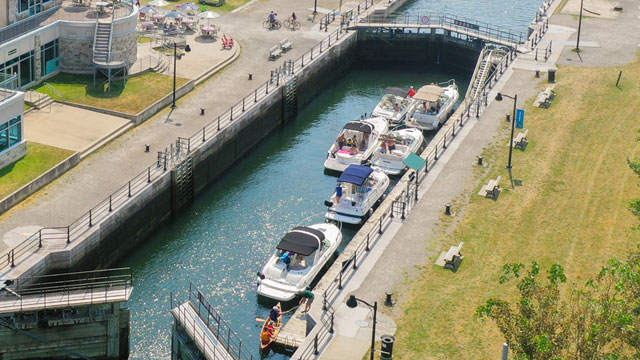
<box><xmin>31</xmin><ymin>72</ymin><xmax>190</xmax><ymax>115</ymax></box>
<box><xmin>142</xmin><ymin>0</ymin><xmax>252</xmax><ymax>13</ymax></box>
<box><xmin>0</xmin><ymin>143</ymin><xmax>74</xmax><ymax>200</ymax></box>
<box><xmin>137</xmin><ymin>35</ymin><xmax>153</xmax><ymax>43</ymax></box>
<box><xmin>391</xmin><ymin>59</ymin><xmax>640</xmax><ymax>359</ymax></box>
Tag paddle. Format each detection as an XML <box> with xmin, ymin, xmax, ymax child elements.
<box><xmin>256</xmin><ymin>317</ymin><xmax>267</xmax><ymax>322</ymax></box>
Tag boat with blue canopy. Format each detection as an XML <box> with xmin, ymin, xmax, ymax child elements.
<box><xmin>324</xmin><ymin>165</ymin><xmax>390</xmax><ymax>224</ymax></box>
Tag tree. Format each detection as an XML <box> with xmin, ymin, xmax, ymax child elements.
<box><xmin>476</xmin><ymin>262</ymin><xmax>569</xmax><ymax>360</ymax></box>
<box><xmin>477</xmin><ymin>259</ymin><xmax>640</xmax><ymax>360</ymax></box>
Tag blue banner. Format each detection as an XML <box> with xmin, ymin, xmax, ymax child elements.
<box><xmin>515</xmin><ymin>108</ymin><xmax>525</xmax><ymax>129</ymax></box>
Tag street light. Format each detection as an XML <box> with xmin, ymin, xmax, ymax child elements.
<box><xmin>346</xmin><ymin>295</ymin><xmax>377</xmax><ymax>360</ymax></box>
<box><xmin>313</xmin><ymin>0</ymin><xmax>317</xmax><ymax>14</ymax></box>
<box><xmin>172</xmin><ymin>42</ymin><xmax>191</xmax><ymax>109</ymax></box>
<box><xmin>495</xmin><ymin>92</ymin><xmax>517</xmax><ymax>169</ymax></box>
<box><xmin>575</xmin><ymin>0</ymin><xmax>584</xmax><ymax>52</ymax></box>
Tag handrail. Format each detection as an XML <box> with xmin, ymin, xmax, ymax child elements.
<box><xmin>42</xmin><ymin>82</ymin><xmax>65</xmax><ymax>99</ymax></box>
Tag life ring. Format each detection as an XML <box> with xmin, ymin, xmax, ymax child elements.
<box><xmin>421</xmin><ymin>15</ymin><xmax>430</xmax><ymax>25</ymax></box>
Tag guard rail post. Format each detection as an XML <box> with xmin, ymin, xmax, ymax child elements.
<box><xmin>67</xmin><ymin>227</ymin><xmax>70</xmax><ymax>244</ymax></box>
<box><xmin>38</xmin><ymin>229</ymin><xmax>42</xmax><ymax>248</ymax></box>
<box><xmin>330</xmin><ymin>313</ymin><xmax>335</xmax><ymax>333</ymax></box>
<box><xmin>314</xmin><ymin>334</ymin><xmax>319</xmax><ymax>354</ymax></box>
<box><xmin>338</xmin><ymin>269</ymin><xmax>343</xmax><ymax>289</ymax></box>
<box><xmin>378</xmin><ymin>217</ymin><xmax>382</xmax><ymax>234</ymax></box>
<box><xmin>89</xmin><ymin>209</ymin><xmax>93</xmax><ymax>227</ymax></box>
<box><xmin>353</xmin><ymin>253</ymin><xmax>357</xmax><ymax>269</ymax></box>
<box><xmin>366</xmin><ymin>234</ymin><xmax>370</xmax><ymax>251</ymax></box>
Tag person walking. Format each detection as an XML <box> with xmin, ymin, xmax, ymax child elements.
<box><xmin>299</xmin><ymin>288</ymin><xmax>314</xmax><ymax>313</ymax></box>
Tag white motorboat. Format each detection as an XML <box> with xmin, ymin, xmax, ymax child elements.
<box><xmin>324</xmin><ymin>117</ymin><xmax>389</xmax><ymax>173</ymax></box>
<box><xmin>325</xmin><ymin>165</ymin><xmax>390</xmax><ymax>224</ymax></box>
<box><xmin>257</xmin><ymin>223</ymin><xmax>342</xmax><ymax>302</ymax></box>
<box><xmin>405</xmin><ymin>80</ymin><xmax>459</xmax><ymax>131</ymax></box>
<box><xmin>371</xmin><ymin>87</ymin><xmax>415</xmax><ymax>124</ymax></box>
<box><xmin>371</xmin><ymin>128</ymin><xmax>425</xmax><ymax>176</ymax></box>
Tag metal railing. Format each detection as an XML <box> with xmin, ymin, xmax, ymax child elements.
<box><xmin>355</xmin><ymin>12</ymin><xmax>525</xmax><ymax>46</ymax></box>
<box><xmin>171</xmin><ymin>283</ymin><xmax>255</xmax><ymax>360</ymax></box>
<box><xmin>0</xmin><ymin>73</ymin><xmax>19</xmax><ymax>102</ymax></box>
<box><xmin>294</xmin><ymin>46</ymin><xmax>517</xmax><ymax>360</ymax></box>
<box><xmin>0</xmin><ymin>268</ymin><xmax>132</xmax><ymax>312</ymax></box>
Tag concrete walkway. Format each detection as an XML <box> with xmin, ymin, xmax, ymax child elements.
<box><xmin>317</xmin><ymin>0</ymin><xmax>640</xmax><ymax>357</ymax></box>
<box><xmin>0</xmin><ymin>0</ymin><xmax>352</xmax><ymax>251</ymax></box>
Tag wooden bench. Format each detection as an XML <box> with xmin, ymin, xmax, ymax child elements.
<box><xmin>513</xmin><ymin>129</ymin><xmax>529</xmax><ymax>150</ymax></box>
<box><xmin>269</xmin><ymin>45</ymin><xmax>282</xmax><ymax>60</ymax></box>
<box><xmin>436</xmin><ymin>242</ymin><xmax>464</xmax><ymax>270</ymax></box>
<box><xmin>533</xmin><ymin>85</ymin><xmax>556</xmax><ymax>108</ymax></box>
<box><xmin>477</xmin><ymin>176</ymin><xmax>501</xmax><ymax>199</ymax></box>
<box><xmin>279</xmin><ymin>38</ymin><xmax>292</xmax><ymax>52</ymax></box>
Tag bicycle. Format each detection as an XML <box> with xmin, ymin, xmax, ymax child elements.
<box><xmin>283</xmin><ymin>18</ymin><xmax>301</xmax><ymax>30</ymax></box>
<box><xmin>263</xmin><ymin>19</ymin><xmax>282</xmax><ymax>30</ymax></box>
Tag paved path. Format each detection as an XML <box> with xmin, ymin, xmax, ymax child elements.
<box><xmin>318</xmin><ymin>0</ymin><xmax>640</xmax><ymax>357</ymax></box>
<box><xmin>0</xmin><ymin>0</ymin><xmax>350</xmax><ymax>251</ymax></box>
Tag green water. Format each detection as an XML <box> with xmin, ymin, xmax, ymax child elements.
<box><xmin>119</xmin><ymin>63</ymin><xmax>470</xmax><ymax>359</ymax></box>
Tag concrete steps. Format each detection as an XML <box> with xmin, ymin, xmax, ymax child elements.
<box><xmin>24</xmin><ymin>91</ymin><xmax>54</xmax><ymax>110</ymax></box>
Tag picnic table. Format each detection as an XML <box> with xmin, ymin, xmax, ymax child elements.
<box><xmin>141</xmin><ymin>22</ymin><xmax>154</xmax><ymax>30</ymax></box>
<box><xmin>152</xmin><ymin>14</ymin><xmax>165</xmax><ymax>22</ymax></box>
<box><xmin>202</xmin><ymin>26</ymin><xmax>217</xmax><ymax>36</ymax></box>
<box><xmin>181</xmin><ymin>18</ymin><xmax>195</xmax><ymax>30</ymax></box>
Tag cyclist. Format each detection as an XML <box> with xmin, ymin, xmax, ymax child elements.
<box><xmin>268</xmin><ymin>11</ymin><xmax>278</xmax><ymax>29</ymax></box>
<box><xmin>291</xmin><ymin>12</ymin><xmax>297</xmax><ymax>23</ymax></box>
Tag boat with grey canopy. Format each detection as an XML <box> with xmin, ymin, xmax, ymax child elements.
<box><xmin>371</xmin><ymin>87</ymin><xmax>415</xmax><ymax>124</ymax></box>
<box><xmin>256</xmin><ymin>223</ymin><xmax>342</xmax><ymax>301</ymax></box>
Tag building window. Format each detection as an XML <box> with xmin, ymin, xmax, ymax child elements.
<box><xmin>40</xmin><ymin>39</ymin><xmax>59</xmax><ymax>77</ymax></box>
<box><xmin>19</xmin><ymin>0</ymin><xmax>29</xmax><ymax>13</ymax></box>
<box><xmin>0</xmin><ymin>116</ymin><xmax>22</xmax><ymax>152</ymax></box>
<box><xmin>0</xmin><ymin>51</ymin><xmax>35</xmax><ymax>88</ymax></box>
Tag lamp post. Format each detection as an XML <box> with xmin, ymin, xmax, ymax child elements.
<box><xmin>313</xmin><ymin>0</ymin><xmax>317</xmax><ymax>14</ymax></box>
<box><xmin>172</xmin><ymin>42</ymin><xmax>191</xmax><ymax>109</ymax></box>
<box><xmin>346</xmin><ymin>295</ymin><xmax>377</xmax><ymax>360</ymax></box>
<box><xmin>495</xmin><ymin>92</ymin><xmax>517</xmax><ymax>169</ymax></box>
<box><xmin>575</xmin><ymin>0</ymin><xmax>584</xmax><ymax>52</ymax></box>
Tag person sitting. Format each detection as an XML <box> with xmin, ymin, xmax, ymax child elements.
<box><xmin>269</xmin><ymin>304</ymin><xmax>289</xmax><ymax>323</ymax></box>
<box><xmin>430</xmin><ymin>105</ymin><xmax>437</xmax><ymax>113</ymax></box>
<box><xmin>267</xmin><ymin>323</ymin><xmax>276</xmax><ymax>338</ymax></box>
<box><xmin>422</xmin><ymin>101</ymin><xmax>428</xmax><ymax>112</ymax></box>
<box><xmin>346</xmin><ymin>137</ymin><xmax>353</xmax><ymax>146</ymax></box>
<box><xmin>351</xmin><ymin>135</ymin><xmax>358</xmax><ymax>148</ymax></box>
<box><xmin>379</xmin><ymin>142</ymin><xmax>387</xmax><ymax>153</ymax></box>
<box><xmin>408</xmin><ymin>86</ymin><xmax>416</xmax><ymax>97</ymax></box>
<box><xmin>387</xmin><ymin>141</ymin><xmax>396</xmax><ymax>152</ymax></box>
<box><xmin>337</xmin><ymin>134</ymin><xmax>346</xmax><ymax>149</ymax></box>
<box><xmin>281</xmin><ymin>251</ymin><xmax>292</xmax><ymax>271</ymax></box>
<box><xmin>349</xmin><ymin>145</ymin><xmax>359</xmax><ymax>155</ymax></box>
<box><xmin>393</xmin><ymin>103</ymin><xmax>402</xmax><ymax>112</ymax></box>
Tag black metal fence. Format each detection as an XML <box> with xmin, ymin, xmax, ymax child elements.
<box><xmin>171</xmin><ymin>282</ymin><xmax>255</xmax><ymax>360</ymax></box>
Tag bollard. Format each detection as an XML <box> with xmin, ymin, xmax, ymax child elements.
<box><xmin>502</xmin><ymin>343</ymin><xmax>509</xmax><ymax>360</ymax></box>
<box><xmin>548</xmin><ymin>68</ymin><xmax>556</xmax><ymax>83</ymax></box>
<box><xmin>200</xmin><ymin>107</ymin><xmax>205</xmax><ymax>116</ymax></box>
<box><xmin>535</xmin><ymin>69</ymin><xmax>540</xmax><ymax>78</ymax></box>
<box><xmin>505</xmin><ymin>114</ymin><xmax>511</xmax><ymax>122</ymax></box>
<box><xmin>248</xmin><ymin>73</ymin><xmax>252</xmax><ymax>80</ymax></box>
<box><xmin>477</xmin><ymin>156</ymin><xmax>483</xmax><ymax>166</ymax></box>
<box><xmin>384</xmin><ymin>291</ymin><xmax>394</xmax><ymax>306</ymax></box>
<box><xmin>145</xmin><ymin>144</ymin><xmax>150</xmax><ymax>152</ymax></box>
<box><xmin>445</xmin><ymin>203</ymin><xmax>452</xmax><ymax>216</ymax></box>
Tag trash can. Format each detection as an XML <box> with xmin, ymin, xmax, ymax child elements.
<box><xmin>548</xmin><ymin>68</ymin><xmax>556</xmax><ymax>83</ymax></box>
<box><xmin>380</xmin><ymin>335</ymin><xmax>395</xmax><ymax>359</ymax></box>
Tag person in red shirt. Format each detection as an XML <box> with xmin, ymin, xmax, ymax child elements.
<box><xmin>408</xmin><ymin>86</ymin><xmax>416</xmax><ymax>97</ymax></box>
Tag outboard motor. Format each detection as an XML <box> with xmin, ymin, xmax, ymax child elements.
<box><xmin>324</xmin><ymin>200</ymin><xmax>333</xmax><ymax>207</ymax></box>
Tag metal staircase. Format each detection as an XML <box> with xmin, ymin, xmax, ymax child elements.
<box><xmin>93</xmin><ymin>22</ymin><xmax>111</xmax><ymax>64</ymax></box>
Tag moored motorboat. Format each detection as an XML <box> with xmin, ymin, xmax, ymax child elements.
<box><xmin>405</xmin><ymin>80</ymin><xmax>459</xmax><ymax>131</ymax></box>
<box><xmin>371</xmin><ymin>128</ymin><xmax>425</xmax><ymax>176</ymax></box>
<box><xmin>256</xmin><ymin>223</ymin><xmax>342</xmax><ymax>302</ymax></box>
<box><xmin>325</xmin><ymin>165</ymin><xmax>390</xmax><ymax>224</ymax></box>
<box><xmin>324</xmin><ymin>117</ymin><xmax>389</xmax><ymax>172</ymax></box>
<box><xmin>371</xmin><ymin>87</ymin><xmax>414</xmax><ymax>124</ymax></box>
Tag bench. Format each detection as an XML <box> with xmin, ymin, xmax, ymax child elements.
<box><xmin>513</xmin><ymin>129</ymin><xmax>529</xmax><ymax>150</ymax></box>
<box><xmin>221</xmin><ymin>35</ymin><xmax>233</xmax><ymax>49</ymax></box>
<box><xmin>477</xmin><ymin>176</ymin><xmax>501</xmax><ymax>199</ymax></box>
<box><xmin>435</xmin><ymin>242</ymin><xmax>464</xmax><ymax>270</ymax></box>
<box><xmin>533</xmin><ymin>85</ymin><xmax>556</xmax><ymax>108</ymax></box>
<box><xmin>279</xmin><ymin>38</ymin><xmax>292</xmax><ymax>52</ymax></box>
<box><xmin>269</xmin><ymin>45</ymin><xmax>282</xmax><ymax>60</ymax></box>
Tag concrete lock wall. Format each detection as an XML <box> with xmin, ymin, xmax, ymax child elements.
<box><xmin>356</xmin><ymin>30</ymin><xmax>482</xmax><ymax>71</ymax></box>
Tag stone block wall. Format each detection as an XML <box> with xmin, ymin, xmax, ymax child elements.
<box><xmin>59</xmin><ymin>38</ymin><xmax>93</xmax><ymax>73</ymax></box>
<box><xmin>110</xmin><ymin>32</ymin><xmax>137</xmax><ymax>65</ymax></box>
<box><xmin>0</xmin><ymin>140</ymin><xmax>26</xmax><ymax>170</ymax></box>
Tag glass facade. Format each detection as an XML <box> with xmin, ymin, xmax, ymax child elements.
<box><xmin>0</xmin><ymin>115</ymin><xmax>22</xmax><ymax>153</ymax></box>
<box><xmin>0</xmin><ymin>51</ymin><xmax>35</xmax><ymax>88</ymax></box>
<box><xmin>18</xmin><ymin>0</ymin><xmax>51</xmax><ymax>15</ymax></box>
<box><xmin>40</xmin><ymin>39</ymin><xmax>59</xmax><ymax>77</ymax></box>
